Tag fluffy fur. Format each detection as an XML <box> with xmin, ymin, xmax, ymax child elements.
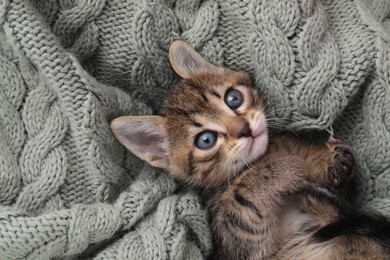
<box><xmin>111</xmin><ymin>41</ymin><xmax>390</xmax><ymax>259</ymax></box>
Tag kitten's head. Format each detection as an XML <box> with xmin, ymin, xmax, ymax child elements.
<box><xmin>111</xmin><ymin>41</ymin><xmax>268</xmax><ymax>187</ymax></box>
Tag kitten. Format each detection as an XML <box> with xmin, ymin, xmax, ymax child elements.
<box><xmin>111</xmin><ymin>41</ymin><xmax>390</xmax><ymax>259</ymax></box>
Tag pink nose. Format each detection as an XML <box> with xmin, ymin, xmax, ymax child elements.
<box><xmin>237</xmin><ymin>122</ymin><xmax>252</xmax><ymax>138</ymax></box>
<box><xmin>226</xmin><ymin>117</ymin><xmax>252</xmax><ymax>138</ymax></box>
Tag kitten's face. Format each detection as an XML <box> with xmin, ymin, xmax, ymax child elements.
<box><xmin>111</xmin><ymin>40</ymin><xmax>268</xmax><ymax>188</ymax></box>
<box><xmin>160</xmin><ymin>69</ymin><xmax>268</xmax><ymax>187</ymax></box>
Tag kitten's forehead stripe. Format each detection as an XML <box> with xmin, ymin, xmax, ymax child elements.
<box><xmin>191</xmin><ymin>120</ymin><xmax>203</xmax><ymax>128</ymax></box>
<box><xmin>236</xmin><ymin>78</ymin><xmax>252</xmax><ymax>87</ymax></box>
<box><xmin>211</xmin><ymin>90</ymin><xmax>221</xmax><ymax>99</ymax></box>
<box><xmin>169</xmin><ymin>108</ymin><xmax>201</xmax><ymax>118</ymax></box>
<box><xmin>185</xmin><ymin>80</ymin><xmax>209</xmax><ymax>103</ymax></box>
<box><xmin>195</xmin><ymin>86</ymin><xmax>209</xmax><ymax>103</ymax></box>
<box><xmin>161</xmin><ymin>81</ymin><xmax>215</xmax><ymax>118</ymax></box>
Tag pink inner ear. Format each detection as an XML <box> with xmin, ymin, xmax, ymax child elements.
<box><xmin>134</xmin><ymin>131</ymin><xmax>162</xmax><ymax>146</ymax></box>
<box><xmin>182</xmin><ymin>55</ymin><xmax>198</xmax><ymax>73</ymax></box>
<box><xmin>132</xmin><ymin>131</ymin><xmax>167</xmax><ymax>161</ymax></box>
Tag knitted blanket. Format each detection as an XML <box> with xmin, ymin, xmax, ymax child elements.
<box><xmin>0</xmin><ymin>0</ymin><xmax>389</xmax><ymax>259</ymax></box>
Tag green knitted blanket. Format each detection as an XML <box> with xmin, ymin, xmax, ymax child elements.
<box><xmin>0</xmin><ymin>0</ymin><xmax>389</xmax><ymax>259</ymax></box>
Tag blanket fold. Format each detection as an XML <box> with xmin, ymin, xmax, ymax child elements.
<box><xmin>0</xmin><ymin>0</ymin><xmax>389</xmax><ymax>258</ymax></box>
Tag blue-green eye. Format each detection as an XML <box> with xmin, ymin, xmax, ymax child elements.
<box><xmin>195</xmin><ymin>131</ymin><xmax>217</xmax><ymax>149</ymax></box>
<box><xmin>225</xmin><ymin>88</ymin><xmax>243</xmax><ymax>109</ymax></box>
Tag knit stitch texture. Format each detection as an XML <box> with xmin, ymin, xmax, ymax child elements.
<box><xmin>0</xmin><ymin>0</ymin><xmax>389</xmax><ymax>259</ymax></box>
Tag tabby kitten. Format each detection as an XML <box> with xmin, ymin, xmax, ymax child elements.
<box><xmin>111</xmin><ymin>41</ymin><xmax>390</xmax><ymax>259</ymax></box>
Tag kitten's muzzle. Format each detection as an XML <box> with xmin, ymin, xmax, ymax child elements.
<box><xmin>238</xmin><ymin>122</ymin><xmax>252</xmax><ymax>138</ymax></box>
<box><xmin>227</xmin><ymin>117</ymin><xmax>252</xmax><ymax>138</ymax></box>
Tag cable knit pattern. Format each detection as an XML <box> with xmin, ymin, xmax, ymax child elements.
<box><xmin>0</xmin><ymin>0</ymin><xmax>389</xmax><ymax>258</ymax></box>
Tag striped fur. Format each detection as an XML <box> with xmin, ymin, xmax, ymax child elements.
<box><xmin>111</xmin><ymin>41</ymin><xmax>390</xmax><ymax>259</ymax></box>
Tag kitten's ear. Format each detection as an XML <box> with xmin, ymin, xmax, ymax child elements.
<box><xmin>111</xmin><ymin>116</ymin><xmax>170</xmax><ymax>170</ymax></box>
<box><xmin>169</xmin><ymin>40</ymin><xmax>218</xmax><ymax>79</ymax></box>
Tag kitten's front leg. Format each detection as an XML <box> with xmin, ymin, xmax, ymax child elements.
<box><xmin>324</xmin><ymin>136</ymin><xmax>355</xmax><ymax>189</ymax></box>
<box><xmin>206</xmin><ymin>154</ymin><xmax>311</xmax><ymax>260</ymax></box>
<box><xmin>292</xmin><ymin>135</ymin><xmax>357</xmax><ymax>226</ymax></box>
<box><xmin>303</xmin><ymin>135</ymin><xmax>355</xmax><ymax>190</ymax></box>
<box><xmin>270</xmin><ymin>133</ymin><xmax>355</xmax><ymax>190</ymax></box>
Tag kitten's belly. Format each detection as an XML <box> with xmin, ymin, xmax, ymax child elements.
<box><xmin>277</xmin><ymin>199</ymin><xmax>319</xmax><ymax>245</ymax></box>
<box><xmin>276</xmin><ymin>199</ymin><xmax>338</xmax><ymax>259</ymax></box>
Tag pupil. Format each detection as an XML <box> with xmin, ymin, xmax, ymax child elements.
<box><xmin>225</xmin><ymin>88</ymin><xmax>243</xmax><ymax>109</ymax></box>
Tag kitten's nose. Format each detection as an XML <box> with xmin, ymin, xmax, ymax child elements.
<box><xmin>226</xmin><ymin>117</ymin><xmax>252</xmax><ymax>138</ymax></box>
<box><xmin>237</xmin><ymin>122</ymin><xmax>252</xmax><ymax>138</ymax></box>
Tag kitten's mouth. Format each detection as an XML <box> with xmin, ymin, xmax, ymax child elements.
<box><xmin>242</xmin><ymin>130</ymin><xmax>268</xmax><ymax>160</ymax></box>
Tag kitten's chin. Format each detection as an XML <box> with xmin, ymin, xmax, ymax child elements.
<box><xmin>244</xmin><ymin>131</ymin><xmax>269</xmax><ymax>162</ymax></box>
<box><xmin>227</xmin><ymin>133</ymin><xmax>268</xmax><ymax>180</ymax></box>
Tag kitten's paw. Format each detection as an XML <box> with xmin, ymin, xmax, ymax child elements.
<box><xmin>326</xmin><ymin>135</ymin><xmax>355</xmax><ymax>189</ymax></box>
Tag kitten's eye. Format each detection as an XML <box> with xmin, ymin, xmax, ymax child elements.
<box><xmin>225</xmin><ymin>88</ymin><xmax>243</xmax><ymax>109</ymax></box>
<box><xmin>195</xmin><ymin>131</ymin><xmax>217</xmax><ymax>149</ymax></box>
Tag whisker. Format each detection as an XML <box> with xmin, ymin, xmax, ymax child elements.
<box><xmin>264</xmin><ymin>106</ymin><xmax>293</xmax><ymax>117</ymax></box>
<box><xmin>266</xmin><ymin>123</ymin><xmax>299</xmax><ymax>136</ymax></box>
<box><xmin>224</xmin><ymin>159</ymin><xmax>232</xmax><ymax>189</ymax></box>
<box><xmin>266</xmin><ymin>117</ymin><xmax>296</xmax><ymax>122</ymax></box>
<box><xmin>240</xmin><ymin>155</ymin><xmax>257</xmax><ymax>176</ymax></box>
<box><xmin>242</xmin><ymin>165</ymin><xmax>257</xmax><ymax>184</ymax></box>
<box><xmin>284</xmin><ymin>125</ymin><xmax>299</xmax><ymax>136</ymax></box>
<box><xmin>265</xmin><ymin>123</ymin><xmax>289</xmax><ymax>130</ymax></box>
<box><xmin>260</xmin><ymin>102</ymin><xmax>271</xmax><ymax>114</ymax></box>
